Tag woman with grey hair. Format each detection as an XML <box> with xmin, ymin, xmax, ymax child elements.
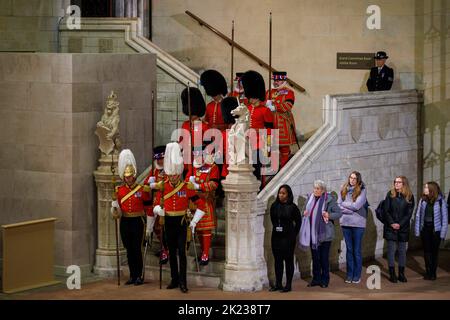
<box><xmin>299</xmin><ymin>180</ymin><xmax>342</xmax><ymax>288</ymax></box>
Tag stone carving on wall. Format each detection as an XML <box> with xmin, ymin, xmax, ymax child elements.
<box><xmin>227</xmin><ymin>103</ymin><xmax>250</xmax><ymax>165</ymax></box>
<box><xmin>96</xmin><ymin>91</ymin><xmax>121</xmax><ymax>156</ymax></box>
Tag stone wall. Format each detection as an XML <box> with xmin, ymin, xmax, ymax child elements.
<box><xmin>256</xmin><ymin>90</ymin><xmax>423</xmax><ymax>283</ymax></box>
<box><xmin>151</xmin><ymin>0</ymin><xmax>419</xmax><ymax>135</ymax></box>
<box><xmin>0</xmin><ymin>0</ymin><xmax>69</xmax><ymax>53</ymax></box>
<box><xmin>0</xmin><ymin>53</ymin><xmax>156</xmax><ymax>275</ymax></box>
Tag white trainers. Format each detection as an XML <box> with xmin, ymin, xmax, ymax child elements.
<box><xmin>345</xmin><ymin>278</ymin><xmax>352</xmax><ymax>284</ymax></box>
<box><xmin>352</xmin><ymin>279</ymin><xmax>361</xmax><ymax>284</ymax></box>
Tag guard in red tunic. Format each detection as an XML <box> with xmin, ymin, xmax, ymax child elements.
<box><xmin>201</xmin><ymin>70</ymin><xmax>229</xmax><ymax>132</ymax></box>
<box><xmin>220</xmin><ymin>96</ymin><xmax>239</xmax><ymax>178</ymax></box>
<box><xmin>179</xmin><ymin>87</ymin><xmax>210</xmax><ymax>172</ymax></box>
<box><xmin>242</xmin><ymin>70</ymin><xmax>274</xmax><ymax>184</ymax></box>
<box><xmin>153</xmin><ymin>142</ymin><xmax>206</xmax><ymax>293</ymax></box>
<box><xmin>185</xmin><ymin>144</ymin><xmax>220</xmax><ymax>265</ymax></box>
<box><xmin>265</xmin><ymin>71</ymin><xmax>297</xmax><ymax>168</ymax></box>
<box><xmin>111</xmin><ymin>149</ymin><xmax>151</xmax><ymax>286</ymax></box>
<box><xmin>143</xmin><ymin>145</ymin><xmax>168</xmax><ymax>264</ymax></box>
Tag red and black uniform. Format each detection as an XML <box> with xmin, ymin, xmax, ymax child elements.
<box><xmin>180</xmin><ymin>118</ymin><xmax>210</xmax><ymax>172</ymax></box>
<box><xmin>185</xmin><ymin>163</ymin><xmax>219</xmax><ymax>262</ymax></box>
<box><xmin>248</xmin><ymin>101</ymin><xmax>274</xmax><ymax>182</ymax></box>
<box><xmin>205</xmin><ymin>100</ymin><xmax>228</xmax><ymax>132</ymax></box>
<box><xmin>266</xmin><ymin>86</ymin><xmax>296</xmax><ymax>167</ymax></box>
<box><xmin>115</xmin><ymin>183</ymin><xmax>151</xmax><ymax>281</ymax></box>
<box><xmin>143</xmin><ymin>167</ymin><xmax>168</xmax><ymax>262</ymax></box>
<box><xmin>153</xmin><ymin>179</ymin><xmax>205</xmax><ymax>287</ymax></box>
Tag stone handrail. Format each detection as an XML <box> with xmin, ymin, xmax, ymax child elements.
<box><xmin>257</xmin><ymin>89</ymin><xmax>424</xmax><ymax>203</ymax></box>
<box><xmin>59</xmin><ymin>17</ymin><xmax>199</xmax><ymax>86</ymax></box>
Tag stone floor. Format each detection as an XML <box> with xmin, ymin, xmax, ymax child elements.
<box><xmin>2</xmin><ymin>250</ymin><xmax>450</xmax><ymax>300</ymax></box>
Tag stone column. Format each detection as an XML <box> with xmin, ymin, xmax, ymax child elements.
<box><xmin>221</xmin><ymin>164</ymin><xmax>265</xmax><ymax>292</ymax></box>
<box><xmin>93</xmin><ymin>155</ymin><xmax>126</xmax><ymax>277</ymax></box>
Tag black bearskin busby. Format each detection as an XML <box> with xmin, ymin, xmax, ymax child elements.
<box><xmin>242</xmin><ymin>70</ymin><xmax>266</xmax><ymax>101</ymax></box>
<box><xmin>181</xmin><ymin>87</ymin><xmax>206</xmax><ymax>117</ymax></box>
<box><xmin>200</xmin><ymin>69</ymin><xmax>228</xmax><ymax>97</ymax></box>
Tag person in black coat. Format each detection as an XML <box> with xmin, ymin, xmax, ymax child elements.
<box><xmin>366</xmin><ymin>51</ymin><xmax>394</xmax><ymax>92</ymax></box>
<box><xmin>383</xmin><ymin>176</ymin><xmax>415</xmax><ymax>283</ymax></box>
<box><xmin>269</xmin><ymin>184</ymin><xmax>301</xmax><ymax>292</ymax></box>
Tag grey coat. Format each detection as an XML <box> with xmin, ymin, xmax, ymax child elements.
<box><xmin>321</xmin><ymin>195</ymin><xmax>343</xmax><ymax>243</ymax></box>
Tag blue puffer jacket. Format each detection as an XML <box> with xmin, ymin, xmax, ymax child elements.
<box><xmin>415</xmin><ymin>194</ymin><xmax>448</xmax><ymax>239</ymax></box>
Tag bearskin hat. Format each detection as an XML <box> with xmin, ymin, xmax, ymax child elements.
<box><xmin>181</xmin><ymin>87</ymin><xmax>206</xmax><ymax>117</ymax></box>
<box><xmin>242</xmin><ymin>70</ymin><xmax>266</xmax><ymax>101</ymax></box>
<box><xmin>200</xmin><ymin>69</ymin><xmax>228</xmax><ymax>97</ymax></box>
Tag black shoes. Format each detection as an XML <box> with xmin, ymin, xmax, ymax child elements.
<box><xmin>134</xmin><ymin>277</ymin><xmax>144</xmax><ymax>286</ymax></box>
<box><xmin>320</xmin><ymin>284</ymin><xmax>328</xmax><ymax>288</ymax></box>
<box><xmin>307</xmin><ymin>282</ymin><xmax>320</xmax><ymax>287</ymax></box>
<box><xmin>398</xmin><ymin>267</ymin><xmax>407</xmax><ymax>283</ymax></box>
<box><xmin>166</xmin><ymin>281</ymin><xmax>179</xmax><ymax>289</ymax></box>
<box><xmin>269</xmin><ymin>285</ymin><xmax>282</xmax><ymax>292</ymax></box>
<box><xmin>180</xmin><ymin>283</ymin><xmax>189</xmax><ymax>293</ymax></box>
<box><xmin>125</xmin><ymin>278</ymin><xmax>136</xmax><ymax>285</ymax></box>
<box><xmin>388</xmin><ymin>267</ymin><xmax>398</xmax><ymax>283</ymax></box>
<box><xmin>281</xmin><ymin>286</ymin><xmax>292</xmax><ymax>292</ymax></box>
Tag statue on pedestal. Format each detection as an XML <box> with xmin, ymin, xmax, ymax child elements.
<box><xmin>95</xmin><ymin>91</ymin><xmax>121</xmax><ymax>156</ymax></box>
<box><xmin>227</xmin><ymin>103</ymin><xmax>249</xmax><ymax>166</ymax></box>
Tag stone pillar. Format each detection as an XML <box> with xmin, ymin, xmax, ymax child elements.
<box><xmin>221</xmin><ymin>164</ymin><xmax>265</xmax><ymax>292</ymax></box>
<box><xmin>93</xmin><ymin>155</ymin><xmax>126</xmax><ymax>277</ymax></box>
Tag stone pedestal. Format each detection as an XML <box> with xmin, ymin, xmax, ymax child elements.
<box><xmin>220</xmin><ymin>164</ymin><xmax>265</xmax><ymax>292</ymax></box>
<box><xmin>93</xmin><ymin>155</ymin><xmax>126</xmax><ymax>277</ymax></box>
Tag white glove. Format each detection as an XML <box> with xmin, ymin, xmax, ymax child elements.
<box><xmin>189</xmin><ymin>176</ymin><xmax>200</xmax><ymax>190</ymax></box>
<box><xmin>148</xmin><ymin>176</ymin><xmax>156</xmax><ymax>184</ymax></box>
<box><xmin>266</xmin><ymin>99</ymin><xmax>275</xmax><ymax>111</ymax></box>
<box><xmin>153</xmin><ymin>205</ymin><xmax>165</xmax><ymax>217</ymax></box>
<box><xmin>111</xmin><ymin>200</ymin><xmax>121</xmax><ymax>219</ymax></box>
<box><xmin>146</xmin><ymin>215</ymin><xmax>156</xmax><ymax>239</ymax></box>
<box><xmin>189</xmin><ymin>209</ymin><xmax>205</xmax><ymax>234</ymax></box>
<box><xmin>149</xmin><ymin>182</ymin><xmax>157</xmax><ymax>189</ymax></box>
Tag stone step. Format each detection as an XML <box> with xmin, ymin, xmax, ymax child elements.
<box><xmin>146</xmin><ymin>235</ymin><xmax>226</xmax><ymax>262</ymax></box>
<box><xmin>145</xmin><ymin>250</ymin><xmax>225</xmax><ymax>275</ymax></box>
<box><xmin>143</xmin><ymin>265</ymin><xmax>221</xmax><ymax>289</ymax></box>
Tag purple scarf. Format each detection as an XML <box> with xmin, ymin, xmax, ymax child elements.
<box><xmin>305</xmin><ymin>193</ymin><xmax>328</xmax><ymax>250</ymax></box>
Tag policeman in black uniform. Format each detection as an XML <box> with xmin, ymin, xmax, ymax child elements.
<box><xmin>366</xmin><ymin>51</ymin><xmax>394</xmax><ymax>92</ymax></box>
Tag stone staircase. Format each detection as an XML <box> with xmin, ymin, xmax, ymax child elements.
<box><xmin>143</xmin><ymin>206</ymin><xmax>226</xmax><ymax>287</ymax></box>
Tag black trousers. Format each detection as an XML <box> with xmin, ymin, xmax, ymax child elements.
<box><xmin>311</xmin><ymin>241</ymin><xmax>331</xmax><ymax>286</ymax></box>
<box><xmin>421</xmin><ymin>224</ymin><xmax>441</xmax><ymax>276</ymax></box>
<box><xmin>272</xmin><ymin>245</ymin><xmax>295</xmax><ymax>289</ymax></box>
<box><xmin>165</xmin><ymin>215</ymin><xmax>188</xmax><ymax>285</ymax></box>
<box><xmin>120</xmin><ymin>216</ymin><xmax>145</xmax><ymax>280</ymax></box>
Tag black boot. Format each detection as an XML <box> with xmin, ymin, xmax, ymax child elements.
<box><xmin>389</xmin><ymin>267</ymin><xmax>398</xmax><ymax>283</ymax></box>
<box><xmin>166</xmin><ymin>280</ymin><xmax>179</xmax><ymax>289</ymax></box>
<box><xmin>282</xmin><ymin>284</ymin><xmax>292</xmax><ymax>292</ymax></box>
<box><xmin>179</xmin><ymin>282</ymin><xmax>188</xmax><ymax>293</ymax></box>
<box><xmin>398</xmin><ymin>267</ymin><xmax>407</xmax><ymax>283</ymax></box>
<box><xmin>423</xmin><ymin>253</ymin><xmax>432</xmax><ymax>280</ymax></box>
<box><xmin>269</xmin><ymin>283</ymin><xmax>282</xmax><ymax>292</ymax></box>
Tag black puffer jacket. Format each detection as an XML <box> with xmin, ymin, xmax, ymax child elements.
<box><xmin>383</xmin><ymin>191</ymin><xmax>415</xmax><ymax>242</ymax></box>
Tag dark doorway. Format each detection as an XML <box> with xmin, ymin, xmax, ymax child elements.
<box><xmin>71</xmin><ymin>0</ymin><xmax>114</xmax><ymax>17</ymax></box>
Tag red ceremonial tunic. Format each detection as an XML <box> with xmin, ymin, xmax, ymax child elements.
<box><xmin>266</xmin><ymin>86</ymin><xmax>296</xmax><ymax>146</ymax></box>
<box><xmin>116</xmin><ymin>183</ymin><xmax>151</xmax><ymax>217</ymax></box>
<box><xmin>205</xmin><ymin>100</ymin><xmax>228</xmax><ymax>132</ymax></box>
<box><xmin>185</xmin><ymin>163</ymin><xmax>219</xmax><ymax>231</ymax></box>
<box><xmin>248</xmin><ymin>102</ymin><xmax>274</xmax><ymax>149</ymax></box>
<box><xmin>143</xmin><ymin>167</ymin><xmax>166</xmax><ymax>216</ymax></box>
<box><xmin>153</xmin><ymin>179</ymin><xmax>205</xmax><ymax>217</ymax></box>
<box><xmin>180</xmin><ymin>119</ymin><xmax>210</xmax><ymax>148</ymax></box>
